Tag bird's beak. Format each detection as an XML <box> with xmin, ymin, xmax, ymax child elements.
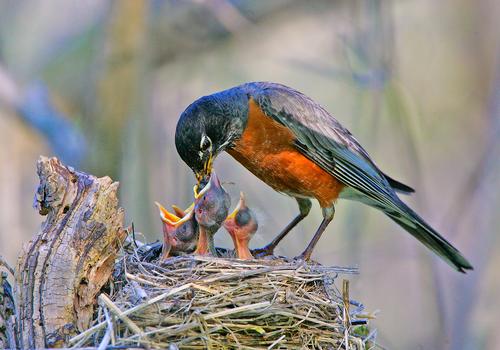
<box><xmin>226</xmin><ymin>192</ymin><xmax>246</xmax><ymax>220</ymax></box>
<box><xmin>193</xmin><ymin>171</ymin><xmax>222</xmax><ymax>199</ymax></box>
<box><xmin>203</xmin><ymin>152</ymin><xmax>214</xmax><ymax>177</ymax></box>
<box><xmin>156</xmin><ymin>202</ymin><xmax>179</xmax><ymax>223</ymax></box>
<box><xmin>195</xmin><ymin>152</ymin><xmax>214</xmax><ymax>189</ymax></box>
<box><xmin>193</xmin><ymin>181</ymin><xmax>210</xmax><ymax>200</ymax></box>
<box><xmin>171</xmin><ymin>204</ymin><xmax>185</xmax><ymax>218</ymax></box>
<box><xmin>171</xmin><ymin>203</ymin><xmax>194</xmax><ymax>218</ymax></box>
<box><xmin>195</xmin><ymin>171</ymin><xmax>209</xmax><ymax>189</ymax></box>
<box><xmin>155</xmin><ymin>201</ymin><xmax>194</xmax><ymax>227</ymax></box>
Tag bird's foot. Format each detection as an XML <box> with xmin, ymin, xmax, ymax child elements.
<box><xmin>293</xmin><ymin>250</ymin><xmax>312</xmax><ymax>263</ymax></box>
<box><xmin>252</xmin><ymin>244</ymin><xmax>276</xmax><ymax>258</ymax></box>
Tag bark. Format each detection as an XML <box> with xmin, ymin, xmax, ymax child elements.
<box><xmin>14</xmin><ymin>156</ymin><xmax>125</xmax><ymax>348</ymax></box>
<box><xmin>0</xmin><ymin>271</ymin><xmax>17</xmax><ymax>349</ymax></box>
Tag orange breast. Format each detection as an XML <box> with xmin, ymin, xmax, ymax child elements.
<box><xmin>227</xmin><ymin>98</ymin><xmax>344</xmax><ymax>208</ymax></box>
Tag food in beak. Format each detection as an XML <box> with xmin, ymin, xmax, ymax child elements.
<box><xmin>155</xmin><ymin>202</ymin><xmax>198</xmax><ymax>260</ymax></box>
<box><xmin>223</xmin><ymin>192</ymin><xmax>258</xmax><ymax>260</ymax></box>
<box><xmin>193</xmin><ymin>172</ymin><xmax>231</xmax><ymax>256</ymax></box>
<box><xmin>197</xmin><ymin>175</ymin><xmax>210</xmax><ymax>192</ymax></box>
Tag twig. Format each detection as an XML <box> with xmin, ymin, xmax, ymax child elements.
<box><xmin>126</xmin><ymin>273</ymin><xmax>163</xmax><ymax>287</ymax></box>
<box><xmin>268</xmin><ymin>334</ymin><xmax>286</xmax><ymax>349</ymax></box>
<box><xmin>97</xmin><ymin>326</ymin><xmax>111</xmax><ymax>350</ymax></box>
<box><xmin>202</xmin><ymin>300</ymin><xmax>270</xmax><ymax>320</ymax></box>
<box><xmin>98</xmin><ymin>294</ymin><xmax>143</xmax><ymax>336</ymax></box>
<box><xmin>102</xmin><ymin>304</ymin><xmax>115</xmax><ymax>345</ymax></box>
<box><xmin>69</xmin><ymin>283</ymin><xmax>194</xmax><ymax>344</ymax></box>
<box><xmin>343</xmin><ymin>279</ymin><xmax>351</xmax><ymax>350</ymax></box>
<box><xmin>0</xmin><ymin>256</ymin><xmax>15</xmax><ymax>276</ymax></box>
<box><xmin>176</xmin><ymin>325</ymin><xmax>223</xmax><ymax>346</ymax></box>
<box><xmin>137</xmin><ymin>301</ymin><xmax>271</xmax><ymax>338</ymax></box>
<box><xmin>130</xmin><ymin>223</ymin><xmax>139</xmax><ymax>249</ymax></box>
<box><xmin>130</xmin><ymin>281</ymin><xmax>147</xmax><ymax>301</ymax></box>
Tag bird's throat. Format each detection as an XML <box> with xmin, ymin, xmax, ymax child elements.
<box><xmin>194</xmin><ymin>227</ymin><xmax>209</xmax><ymax>255</ymax></box>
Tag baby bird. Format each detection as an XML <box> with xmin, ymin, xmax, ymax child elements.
<box><xmin>193</xmin><ymin>172</ymin><xmax>231</xmax><ymax>256</ymax></box>
<box><xmin>224</xmin><ymin>192</ymin><xmax>258</xmax><ymax>260</ymax></box>
<box><xmin>155</xmin><ymin>202</ymin><xmax>198</xmax><ymax>260</ymax></box>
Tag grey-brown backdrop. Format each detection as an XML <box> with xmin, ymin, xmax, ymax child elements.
<box><xmin>0</xmin><ymin>1</ymin><xmax>498</xmax><ymax>349</ymax></box>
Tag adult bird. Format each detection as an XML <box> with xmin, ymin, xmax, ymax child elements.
<box><xmin>175</xmin><ymin>82</ymin><xmax>473</xmax><ymax>272</ymax></box>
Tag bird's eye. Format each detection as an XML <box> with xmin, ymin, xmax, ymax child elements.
<box><xmin>236</xmin><ymin>210</ymin><xmax>251</xmax><ymax>226</ymax></box>
<box><xmin>200</xmin><ymin>135</ymin><xmax>212</xmax><ymax>152</ymax></box>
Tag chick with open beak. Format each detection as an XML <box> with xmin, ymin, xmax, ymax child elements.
<box><xmin>224</xmin><ymin>192</ymin><xmax>258</xmax><ymax>260</ymax></box>
<box><xmin>193</xmin><ymin>172</ymin><xmax>231</xmax><ymax>256</ymax></box>
<box><xmin>155</xmin><ymin>202</ymin><xmax>198</xmax><ymax>260</ymax></box>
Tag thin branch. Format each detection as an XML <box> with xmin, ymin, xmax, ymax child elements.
<box><xmin>0</xmin><ymin>256</ymin><xmax>15</xmax><ymax>277</ymax></box>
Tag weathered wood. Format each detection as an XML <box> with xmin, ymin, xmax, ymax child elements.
<box><xmin>14</xmin><ymin>156</ymin><xmax>125</xmax><ymax>348</ymax></box>
<box><xmin>0</xmin><ymin>271</ymin><xmax>17</xmax><ymax>349</ymax></box>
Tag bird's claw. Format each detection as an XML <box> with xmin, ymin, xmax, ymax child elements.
<box><xmin>292</xmin><ymin>251</ymin><xmax>312</xmax><ymax>263</ymax></box>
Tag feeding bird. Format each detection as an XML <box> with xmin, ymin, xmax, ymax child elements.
<box><xmin>224</xmin><ymin>192</ymin><xmax>258</xmax><ymax>260</ymax></box>
<box><xmin>155</xmin><ymin>202</ymin><xmax>198</xmax><ymax>260</ymax></box>
<box><xmin>175</xmin><ymin>82</ymin><xmax>473</xmax><ymax>272</ymax></box>
<box><xmin>193</xmin><ymin>172</ymin><xmax>231</xmax><ymax>256</ymax></box>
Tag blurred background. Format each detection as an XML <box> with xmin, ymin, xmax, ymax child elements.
<box><xmin>0</xmin><ymin>0</ymin><xmax>498</xmax><ymax>348</ymax></box>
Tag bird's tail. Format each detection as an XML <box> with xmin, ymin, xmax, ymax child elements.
<box><xmin>382</xmin><ymin>197</ymin><xmax>473</xmax><ymax>273</ymax></box>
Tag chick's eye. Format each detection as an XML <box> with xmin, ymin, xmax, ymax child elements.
<box><xmin>236</xmin><ymin>210</ymin><xmax>251</xmax><ymax>226</ymax></box>
<box><xmin>203</xmin><ymin>195</ymin><xmax>212</xmax><ymax>208</ymax></box>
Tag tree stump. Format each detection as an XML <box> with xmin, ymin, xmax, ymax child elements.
<box><xmin>14</xmin><ymin>156</ymin><xmax>125</xmax><ymax>348</ymax></box>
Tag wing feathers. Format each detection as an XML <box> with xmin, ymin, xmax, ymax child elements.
<box><xmin>241</xmin><ymin>82</ymin><xmax>472</xmax><ymax>272</ymax></box>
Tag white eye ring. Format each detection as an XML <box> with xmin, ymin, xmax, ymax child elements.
<box><xmin>200</xmin><ymin>135</ymin><xmax>212</xmax><ymax>152</ymax></box>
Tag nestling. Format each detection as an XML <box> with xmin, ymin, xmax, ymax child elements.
<box><xmin>224</xmin><ymin>192</ymin><xmax>258</xmax><ymax>260</ymax></box>
<box><xmin>193</xmin><ymin>172</ymin><xmax>231</xmax><ymax>256</ymax></box>
<box><xmin>155</xmin><ymin>202</ymin><xmax>198</xmax><ymax>260</ymax></box>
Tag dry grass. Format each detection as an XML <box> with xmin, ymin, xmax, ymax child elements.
<box><xmin>69</xmin><ymin>241</ymin><xmax>376</xmax><ymax>349</ymax></box>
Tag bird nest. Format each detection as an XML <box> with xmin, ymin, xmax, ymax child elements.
<box><xmin>69</xmin><ymin>242</ymin><xmax>375</xmax><ymax>349</ymax></box>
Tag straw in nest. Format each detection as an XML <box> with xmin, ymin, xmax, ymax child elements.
<box><xmin>70</xmin><ymin>242</ymin><xmax>376</xmax><ymax>349</ymax></box>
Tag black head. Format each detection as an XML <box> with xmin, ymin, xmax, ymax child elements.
<box><xmin>175</xmin><ymin>88</ymin><xmax>248</xmax><ymax>186</ymax></box>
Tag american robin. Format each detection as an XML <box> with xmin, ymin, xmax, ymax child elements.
<box><xmin>193</xmin><ymin>172</ymin><xmax>231</xmax><ymax>256</ymax></box>
<box><xmin>175</xmin><ymin>82</ymin><xmax>473</xmax><ymax>272</ymax></box>
<box><xmin>224</xmin><ymin>192</ymin><xmax>258</xmax><ymax>260</ymax></box>
<box><xmin>155</xmin><ymin>202</ymin><xmax>198</xmax><ymax>260</ymax></box>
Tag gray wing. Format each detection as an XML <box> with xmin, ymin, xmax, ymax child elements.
<box><xmin>242</xmin><ymin>82</ymin><xmax>399</xmax><ymax>207</ymax></box>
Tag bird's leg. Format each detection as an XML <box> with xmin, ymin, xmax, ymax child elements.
<box><xmin>253</xmin><ymin>198</ymin><xmax>312</xmax><ymax>257</ymax></box>
<box><xmin>296</xmin><ymin>206</ymin><xmax>335</xmax><ymax>261</ymax></box>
